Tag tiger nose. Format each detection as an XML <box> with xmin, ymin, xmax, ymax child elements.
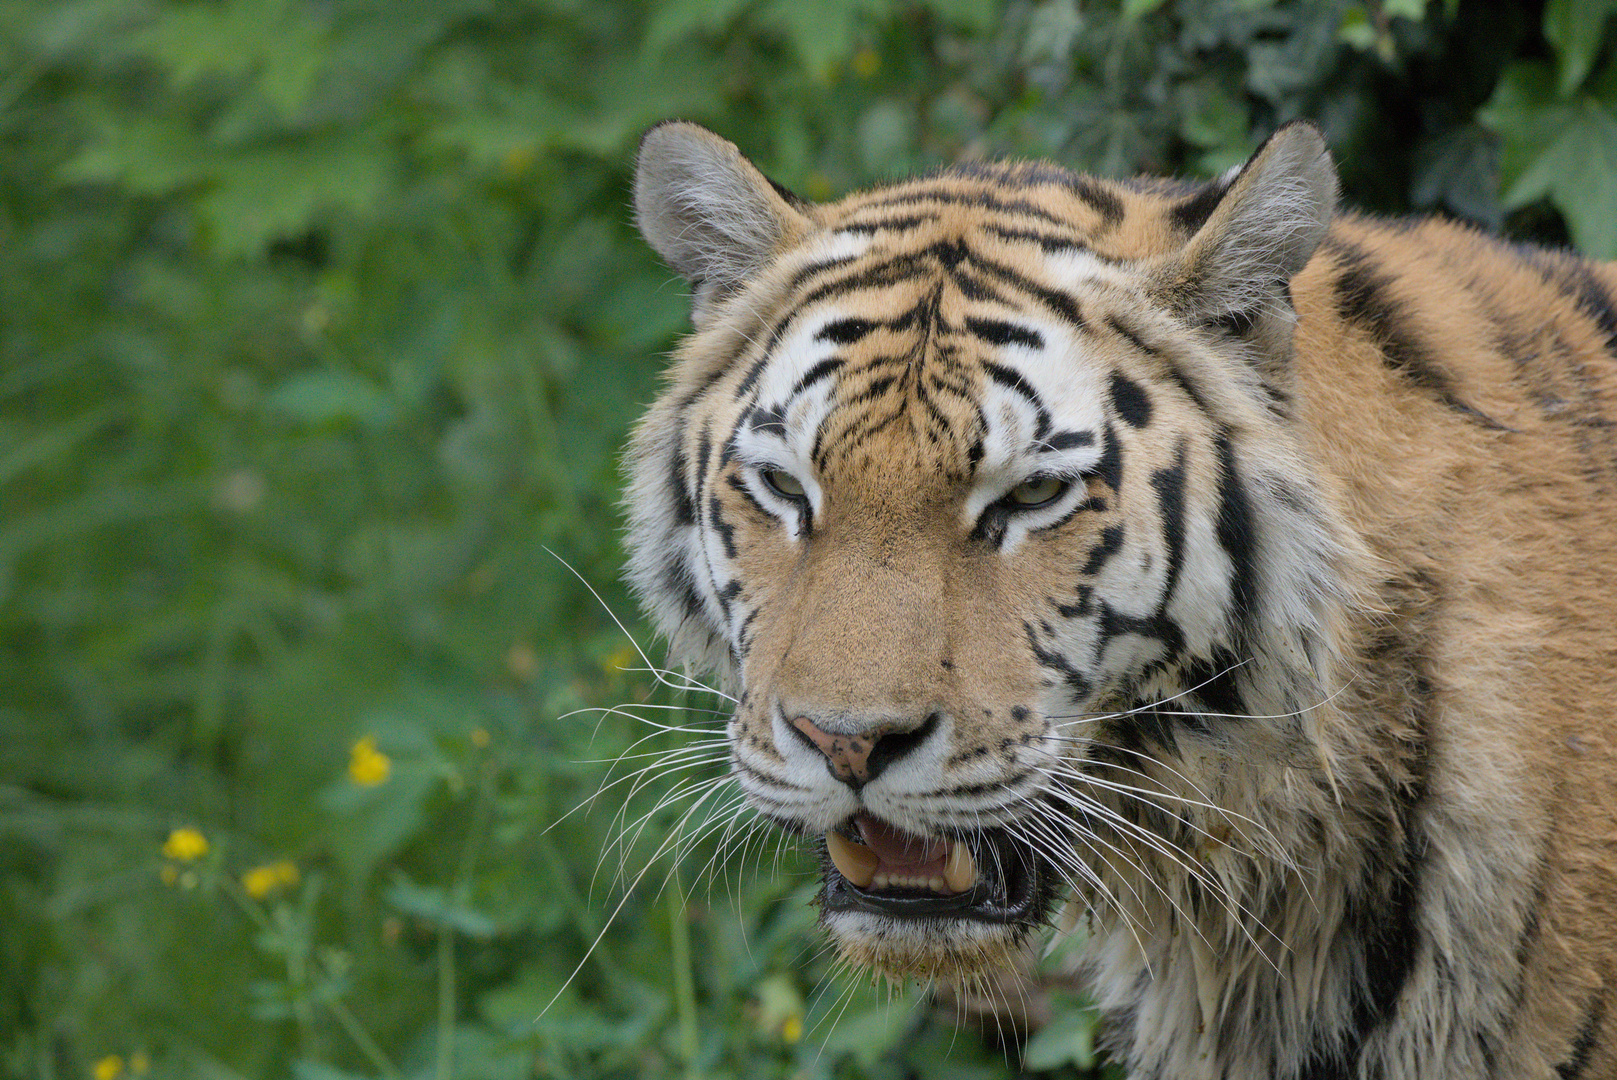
<box><xmin>788</xmin><ymin>713</ymin><xmax>940</xmax><ymax>788</ymax></box>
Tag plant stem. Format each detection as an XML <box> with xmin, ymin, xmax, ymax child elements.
<box><xmin>669</xmin><ymin>873</ymin><xmax>700</xmax><ymax>1079</ymax></box>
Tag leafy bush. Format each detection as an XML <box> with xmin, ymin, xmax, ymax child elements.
<box><xmin>2</xmin><ymin>1</ymin><xmax>1613</xmax><ymax>1078</ymax></box>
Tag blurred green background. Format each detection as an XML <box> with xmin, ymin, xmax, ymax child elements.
<box><xmin>3</xmin><ymin>0</ymin><xmax>1614</xmax><ymax>1077</ymax></box>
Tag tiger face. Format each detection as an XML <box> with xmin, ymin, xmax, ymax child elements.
<box><xmin>625</xmin><ymin>121</ymin><xmax>1350</xmax><ymax>980</ymax></box>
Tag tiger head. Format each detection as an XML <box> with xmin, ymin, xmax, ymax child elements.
<box><xmin>624</xmin><ymin>121</ymin><xmax>1356</xmax><ymax>981</ymax></box>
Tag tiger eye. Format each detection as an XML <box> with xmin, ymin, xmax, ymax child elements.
<box><xmin>1007</xmin><ymin>476</ymin><xmax>1066</xmax><ymax>507</ymax></box>
<box><xmin>762</xmin><ymin>469</ymin><xmax>806</xmax><ymax>499</ymax></box>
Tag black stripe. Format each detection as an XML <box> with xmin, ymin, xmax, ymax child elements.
<box><xmin>693</xmin><ymin>428</ymin><xmax>713</xmax><ymax>519</ymax></box>
<box><xmin>1213</xmin><ymin>435</ymin><xmax>1258</xmax><ymax>634</ymax></box>
<box><xmin>709</xmin><ymin>493</ymin><xmax>739</xmax><ymax>559</ymax></box>
<box><xmin>861</xmin><ymin>187</ymin><xmax>1071</xmax><ymax>228</ymax></box>
<box><xmin>816</xmin><ymin>318</ymin><xmax>877</xmax><ymax>345</ymax></box>
<box><xmin>795</xmin><ymin>252</ymin><xmax>934</xmax><ymax>311</ymax></box>
<box><xmin>748</xmin><ymin>403</ymin><xmax>786</xmax><ymax>435</ymax></box>
<box><xmin>1044</xmin><ymin>429</ymin><xmax>1094</xmax><ymax>450</ymax></box>
<box><xmin>1167</xmin><ymin>178</ymin><xmax>1228</xmax><ymax>235</ymax></box>
<box><xmin>1148</xmin><ymin>442</ymin><xmax>1189</xmax><ymax>605</ymax></box>
<box><xmin>1054</xmin><ymin>584</ymin><xmax>1093</xmax><ymax>619</ymax></box>
<box><xmin>1105</xmin><ymin>314</ymin><xmax>1158</xmax><ymax>356</ymax></box>
<box><xmin>925</xmin><ymin>160</ymin><xmax>1125</xmax><ymax>226</ymax></box>
<box><xmin>670</xmin><ymin>560</ymin><xmax>705</xmax><ymax>619</ymax></box>
<box><xmin>1329</xmin><ymin>238</ymin><xmax>1509</xmax><ymax>430</ymax></box>
<box><xmin>1065</xmin><ymin>175</ymin><xmax>1126</xmax><ymax>227</ymax></box>
<box><xmin>1109</xmin><ymin>372</ymin><xmax>1153</xmax><ymax>428</ymax></box>
<box><xmin>1080</xmin><ymin>523</ymin><xmax>1125</xmax><ymax>576</ymax></box>
<box><xmin>669</xmin><ymin>447</ymin><xmax>695</xmax><ymax>526</ymax></box>
<box><xmin>767</xmin><ymin>176</ymin><xmax>809</xmax><ymax>210</ymax></box>
<box><xmin>790</xmin><ymin>357</ymin><xmax>843</xmax><ymax>397</ymax></box>
<box><xmin>734</xmin><ymin>354</ymin><xmax>770</xmax><ymax>398</ymax></box>
<box><xmin>1105</xmin><ymin>316</ymin><xmax>1219</xmax><ymax>420</ymax></box>
<box><xmin>1179</xmin><ymin>649</ymin><xmax>1245</xmax><ymax>717</ymax></box>
<box><xmin>982</xmin><ymin>360</ymin><xmax>1053</xmax><ymax>440</ymax></box>
<box><xmin>971</xmin><ymin>504</ymin><xmax>1008</xmax><ymax>548</ymax></box>
<box><xmin>953</xmin><ymin>266</ymin><xmax>1021</xmax><ymax>307</ymax></box>
<box><xmin>966</xmin><ymin>317</ymin><xmax>1044</xmax><ymax>350</ymax></box>
<box><xmin>1514</xmin><ymin>854</ymin><xmax>1551</xmax><ymax>973</ymax></box>
<box><xmin>837</xmin><ymin>213</ymin><xmax>941</xmax><ymax>234</ymax></box>
<box><xmin>967</xmin><ymin>249</ymin><xmax>1087</xmax><ymax>328</ymax></box>
<box><xmin>983</xmin><ymin>224</ymin><xmax>1092</xmax><ymax>254</ymax></box>
<box><xmin>1094</xmin><ymin>423</ymin><xmax>1122</xmax><ymax>491</ymax></box>
<box><xmin>1023</xmin><ymin>619</ymin><xmax>1094</xmax><ymax>697</ymax></box>
<box><xmin>1568</xmin><ymin>264</ymin><xmax>1617</xmax><ymax>355</ymax></box>
<box><xmin>1558</xmin><ymin>995</ymin><xmax>1606</xmax><ymax>1080</ymax></box>
<box><xmin>785</xmin><ymin>252</ymin><xmax>864</xmax><ymax>294</ymax></box>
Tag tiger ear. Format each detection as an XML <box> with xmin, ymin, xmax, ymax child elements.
<box><xmin>1150</xmin><ymin>121</ymin><xmax>1337</xmax><ymax>340</ymax></box>
<box><xmin>634</xmin><ymin>121</ymin><xmax>812</xmax><ymax>318</ymax></box>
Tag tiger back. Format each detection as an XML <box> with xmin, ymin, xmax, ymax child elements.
<box><xmin>624</xmin><ymin>120</ymin><xmax>1617</xmax><ymax>1080</ymax></box>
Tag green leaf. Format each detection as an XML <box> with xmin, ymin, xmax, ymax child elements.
<box><xmin>57</xmin><ymin>114</ymin><xmax>207</xmax><ymax>194</ymax></box>
<box><xmin>384</xmin><ymin>874</ymin><xmax>499</xmax><ymax>936</ymax></box>
<box><xmin>919</xmin><ymin>0</ymin><xmax>1000</xmax><ymax>33</ymax></box>
<box><xmin>264</xmin><ymin>370</ymin><xmax>397</xmax><ymax>427</ymax></box>
<box><xmin>1021</xmin><ymin>1001</ymin><xmax>1100</xmax><ymax>1071</ymax></box>
<box><xmin>1482</xmin><ymin>60</ymin><xmax>1617</xmax><ymax>256</ymax></box>
<box><xmin>1545</xmin><ymin>0</ymin><xmax>1617</xmax><ymax>96</ymax></box>
<box><xmin>642</xmin><ymin>0</ymin><xmax>756</xmax><ymax>53</ymax></box>
<box><xmin>291</xmin><ymin>1061</ymin><xmax>375</xmax><ymax>1080</ymax></box>
<box><xmin>320</xmin><ymin>761</ymin><xmax>438</xmax><ymax>880</ymax></box>
<box><xmin>1382</xmin><ymin>0</ymin><xmax>1428</xmax><ymax>21</ymax></box>
<box><xmin>758</xmin><ymin>0</ymin><xmax>889</xmax><ymax>78</ymax></box>
<box><xmin>1503</xmin><ymin>101</ymin><xmax>1617</xmax><ymax>256</ymax></box>
<box><xmin>1122</xmin><ymin>0</ymin><xmax>1170</xmax><ymax>17</ymax></box>
<box><xmin>1179</xmin><ymin>82</ymin><xmax>1250</xmax><ymax>173</ymax></box>
<box><xmin>198</xmin><ymin>141</ymin><xmax>393</xmax><ymax>257</ymax></box>
<box><xmin>856</xmin><ymin>99</ymin><xmax>917</xmax><ymax>175</ymax></box>
<box><xmin>1478</xmin><ymin>61</ymin><xmax>1570</xmax><ymax>192</ymax></box>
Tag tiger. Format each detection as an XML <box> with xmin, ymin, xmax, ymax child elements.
<box><xmin>621</xmin><ymin>118</ymin><xmax>1617</xmax><ymax>1080</ymax></box>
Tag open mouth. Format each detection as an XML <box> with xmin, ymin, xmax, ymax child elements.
<box><xmin>819</xmin><ymin>814</ymin><xmax>1043</xmax><ymax>924</ymax></box>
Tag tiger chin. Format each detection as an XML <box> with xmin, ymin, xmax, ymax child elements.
<box><xmin>621</xmin><ymin>119</ymin><xmax>1617</xmax><ymax>1080</ymax></box>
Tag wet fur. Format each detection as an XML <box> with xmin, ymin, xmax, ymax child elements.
<box><xmin>625</xmin><ymin>121</ymin><xmax>1617</xmax><ymax>1079</ymax></box>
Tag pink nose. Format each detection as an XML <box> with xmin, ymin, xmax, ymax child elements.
<box><xmin>789</xmin><ymin>715</ymin><xmax>882</xmax><ymax>784</ymax></box>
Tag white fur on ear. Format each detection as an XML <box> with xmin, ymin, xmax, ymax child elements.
<box><xmin>634</xmin><ymin>121</ymin><xmax>810</xmax><ymax>305</ymax></box>
<box><xmin>1156</xmin><ymin>121</ymin><xmax>1339</xmax><ymax>327</ymax></box>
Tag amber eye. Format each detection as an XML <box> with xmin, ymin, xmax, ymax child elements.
<box><xmin>761</xmin><ymin>469</ymin><xmax>807</xmax><ymax>500</ymax></box>
<box><xmin>1006</xmin><ymin>476</ymin><xmax>1067</xmax><ymax>508</ymax></box>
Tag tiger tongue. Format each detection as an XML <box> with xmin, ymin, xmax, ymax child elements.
<box><xmin>855</xmin><ymin>814</ymin><xmax>949</xmax><ymax>873</ymax></box>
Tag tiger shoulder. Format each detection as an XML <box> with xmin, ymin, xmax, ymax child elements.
<box><xmin>624</xmin><ymin>119</ymin><xmax>1617</xmax><ymax>1080</ymax></box>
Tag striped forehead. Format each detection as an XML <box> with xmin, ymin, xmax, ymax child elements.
<box><xmin>734</xmin><ymin>225</ymin><xmax>1117</xmax><ymax>482</ymax></box>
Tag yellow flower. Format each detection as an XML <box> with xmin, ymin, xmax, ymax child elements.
<box><xmin>781</xmin><ymin>1014</ymin><xmax>804</xmax><ymax>1044</ymax></box>
<box><xmin>501</xmin><ymin>144</ymin><xmax>537</xmax><ymax>178</ymax></box>
<box><xmin>469</xmin><ymin>727</ymin><xmax>490</xmax><ymax>749</ymax></box>
<box><xmin>161</xmin><ymin>827</ymin><xmax>209</xmax><ymax>862</ymax></box>
<box><xmin>851</xmin><ymin>48</ymin><xmax>881</xmax><ymax>78</ymax></box>
<box><xmin>505</xmin><ymin>641</ymin><xmax>537</xmax><ymax>682</ymax></box>
<box><xmin>603</xmin><ymin>641</ymin><xmax>638</xmax><ymax>676</ymax></box>
<box><xmin>348</xmin><ymin>735</ymin><xmax>391</xmax><ymax>786</ymax></box>
<box><xmin>242</xmin><ymin>860</ymin><xmax>300</xmax><ymax>899</ymax></box>
<box><xmin>92</xmin><ymin>1055</ymin><xmax>123</xmax><ymax>1080</ymax></box>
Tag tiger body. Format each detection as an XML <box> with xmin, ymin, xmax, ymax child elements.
<box><xmin>625</xmin><ymin>121</ymin><xmax>1617</xmax><ymax>1079</ymax></box>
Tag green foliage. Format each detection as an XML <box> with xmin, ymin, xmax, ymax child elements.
<box><xmin>1480</xmin><ymin>4</ymin><xmax>1617</xmax><ymax>255</ymax></box>
<box><xmin>2</xmin><ymin>1</ymin><xmax>1614</xmax><ymax>1079</ymax></box>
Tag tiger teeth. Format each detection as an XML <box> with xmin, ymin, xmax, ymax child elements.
<box><xmin>825</xmin><ymin>831</ymin><xmax>879</xmax><ymax>887</ymax></box>
<box><xmin>943</xmin><ymin>843</ymin><xmax>978</xmax><ymax>893</ymax></box>
<box><xmin>826</xmin><ymin>832</ymin><xmax>981</xmax><ymax>894</ymax></box>
<box><xmin>871</xmin><ymin>873</ymin><xmax>949</xmax><ymax>892</ymax></box>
